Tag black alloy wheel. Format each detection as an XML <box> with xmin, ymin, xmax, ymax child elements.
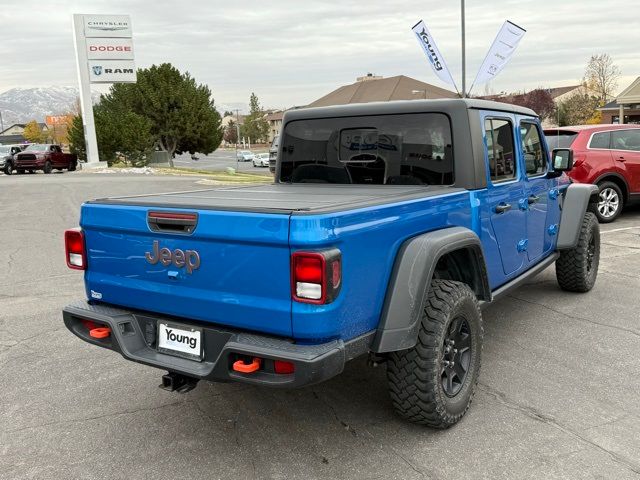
<box><xmin>441</xmin><ymin>317</ymin><xmax>472</xmax><ymax>397</ymax></box>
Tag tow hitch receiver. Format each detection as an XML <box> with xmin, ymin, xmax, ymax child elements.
<box><xmin>159</xmin><ymin>372</ymin><xmax>199</xmax><ymax>393</ymax></box>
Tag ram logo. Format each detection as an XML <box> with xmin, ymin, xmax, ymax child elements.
<box><xmin>92</xmin><ymin>65</ymin><xmax>103</xmax><ymax>76</ymax></box>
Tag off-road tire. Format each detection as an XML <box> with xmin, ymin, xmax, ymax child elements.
<box><xmin>68</xmin><ymin>162</ymin><xmax>76</xmax><ymax>172</ymax></box>
<box><xmin>556</xmin><ymin>212</ymin><xmax>600</xmax><ymax>292</ymax></box>
<box><xmin>387</xmin><ymin>279</ymin><xmax>483</xmax><ymax>428</ymax></box>
<box><xmin>590</xmin><ymin>181</ymin><xmax>623</xmax><ymax>223</ymax></box>
<box><xmin>43</xmin><ymin>161</ymin><xmax>52</xmax><ymax>174</ymax></box>
<box><xmin>4</xmin><ymin>162</ymin><xmax>12</xmax><ymax>175</ymax></box>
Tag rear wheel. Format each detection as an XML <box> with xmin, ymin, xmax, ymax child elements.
<box><xmin>556</xmin><ymin>212</ymin><xmax>600</xmax><ymax>292</ymax></box>
<box><xmin>591</xmin><ymin>181</ymin><xmax>623</xmax><ymax>223</ymax></box>
<box><xmin>43</xmin><ymin>161</ymin><xmax>52</xmax><ymax>174</ymax></box>
<box><xmin>387</xmin><ymin>279</ymin><xmax>483</xmax><ymax>428</ymax></box>
<box><xmin>68</xmin><ymin>161</ymin><xmax>76</xmax><ymax>172</ymax></box>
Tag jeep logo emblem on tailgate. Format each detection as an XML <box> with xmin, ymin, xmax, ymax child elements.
<box><xmin>145</xmin><ymin>240</ymin><xmax>201</xmax><ymax>274</ymax></box>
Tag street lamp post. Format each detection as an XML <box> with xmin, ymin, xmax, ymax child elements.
<box><xmin>461</xmin><ymin>0</ymin><xmax>467</xmax><ymax>98</ymax></box>
<box><xmin>235</xmin><ymin>109</ymin><xmax>240</xmax><ymax>170</ymax></box>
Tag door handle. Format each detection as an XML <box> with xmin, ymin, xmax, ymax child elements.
<box><xmin>617</xmin><ymin>156</ymin><xmax>626</xmax><ymax>162</ymax></box>
<box><xmin>495</xmin><ymin>203</ymin><xmax>512</xmax><ymax>214</ymax></box>
<box><xmin>527</xmin><ymin>194</ymin><xmax>539</xmax><ymax>205</ymax></box>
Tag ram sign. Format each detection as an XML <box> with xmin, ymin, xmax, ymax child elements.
<box><xmin>86</xmin><ymin>38</ymin><xmax>134</xmax><ymax>60</ymax></box>
<box><xmin>88</xmin><ymin>60</ymin><xmax>137</xmax><ymax>83</ymax></box>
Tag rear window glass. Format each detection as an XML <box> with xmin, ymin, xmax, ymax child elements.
<box><xmin>544</xmin><ymin>131</ymin><xmax>578</xmax><ymax>149</ymax></box>
<box><xmin>279</xmin><ymin>113</ymin><xmax>453</xmax><ymax>185</ymax></box>
<box><xmin>485</xmin><ymin>118</ymin><xmax>516</xmax><ymax>183</ymax></box>
<box><xmin>589</xmin><ymin>131</ymin><xmax>611</xmax><ymax>149</ymax></box>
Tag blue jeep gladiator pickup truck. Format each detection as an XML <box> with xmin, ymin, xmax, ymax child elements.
<box><xmin>63</xmin><ymin>99</ymin><xmax>599</xmax><ymax>428</ymax></box>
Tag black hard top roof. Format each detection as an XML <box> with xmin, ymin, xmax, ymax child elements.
<box><xmin>284</xmin><ymin>98</ymin><xmax>537</xmax><ymax>122</ymax></box>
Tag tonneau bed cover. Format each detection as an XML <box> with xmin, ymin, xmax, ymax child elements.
<box><xmin>89</xmin><ymin>183</ymin><xmax>463</xmax><ymax>214</ymax></box>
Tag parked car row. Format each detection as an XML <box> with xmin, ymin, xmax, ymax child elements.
<box><xmin>0</xmin><ymin>143</ymin><xmax>78</xmax><ymax>175</ymax></box>
<box><xmin>544</xmin><ymin>124</ymin><xmax>640</xmax><ymax>223</ymax></box>
<box><xmin>235</xmin><ymin>149</ymin><xmax>271</xmax><ymax>167</ymax></box>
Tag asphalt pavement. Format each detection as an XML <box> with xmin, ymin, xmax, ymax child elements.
<box><xmin>1</xmin><ymin>172</ymin><xmax>639</xmax><ymax>480</ymax></box>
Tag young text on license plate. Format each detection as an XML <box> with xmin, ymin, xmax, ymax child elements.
<box><xmin>157</xmin><ymin>322</ymin><xmax>203</xmax><ymax>361</ymax></box>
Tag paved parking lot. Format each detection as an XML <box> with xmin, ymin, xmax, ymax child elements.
<box><xmin>172</xmin><ymin>148</ymin><xmax>272</xmax><ymax>174</ymax></box>
<box><xmin>1</xmin><ymin>172</ymin><xmax>639</xmax><ymax>480</ymax></box>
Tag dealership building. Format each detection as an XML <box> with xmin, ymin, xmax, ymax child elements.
<box><xmin>600</xmin><ymin>76</ymin><xmax>640</xmax><ymax>124</ymax></box>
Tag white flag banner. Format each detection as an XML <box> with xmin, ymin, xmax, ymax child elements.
<box><xmin>472</xmin><ymin>20</ymin><xmax>526</xmax><ymax>88</ymax></box>
<box><xmin>412</xmin><ymin>20</ymin><xmax>458</xmax><ymax>89</ymax></box>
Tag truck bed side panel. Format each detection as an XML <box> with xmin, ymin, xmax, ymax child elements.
<box><xmin>289</xmin><ymin>190</ymin><xmax>473</xmax><ymax>342</ymax></box>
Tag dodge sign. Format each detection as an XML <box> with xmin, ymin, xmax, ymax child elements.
<box><xmin>86</xmin><ymin>38</ymin><xmax>134</xmax><ymax>60</ymax></box>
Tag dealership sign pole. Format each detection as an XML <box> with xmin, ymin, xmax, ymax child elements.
<box><xmin>72</xmin><ymin>14</ymin><xmax>136</xmax><ymax>164</ymax></box>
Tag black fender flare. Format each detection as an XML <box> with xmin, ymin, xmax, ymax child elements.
<box><xmin>557</xmin><ymin>183</ymin><xmax>599</xmax><ymax>250</ymax></box>
<box><xmin>371</xmin><ymin>227</ymin><xmax>491</xmax><ymax>353</ymax></box>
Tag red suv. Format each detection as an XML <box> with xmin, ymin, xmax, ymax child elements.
<box><xmin>544</xmin><ymin>125</ymin><xmax>640</xmax><ymax>222</ymax></box>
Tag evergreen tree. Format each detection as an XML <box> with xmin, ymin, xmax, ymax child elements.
<box><xmin>240</xmin><ymin>93</ymin><xmax>269</xmax><ymax>144</ymax></box>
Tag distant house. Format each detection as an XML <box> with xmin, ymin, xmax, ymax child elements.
<box><xmin>545</xmin><ymin>85</ymin><xmax>585</xmax><ymax>104</ymax></box>
<box><xmin>265</xmin><ymin>111</ymin><xmax>283</xmax><ymax>143</ymax></box>
<box><xmin>482</xmin><ymin>85</ymin><xmax>597</xmax><ymax>127</ymax></box>
<box><xmin>307</xmin><ymin>74</ymin><xmax>457</xmax><ymax>108</ymax></box>
<box><xmin>599</xmin><ymin>76</ymin><xmax>640</xmax><ymax>124</ymax></box>
<box><xmin>0</xmin><ymin>123</ymin><xmax>49</xmax><ymax>144</ymax></box>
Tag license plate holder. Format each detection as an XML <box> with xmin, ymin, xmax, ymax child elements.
<box><xmin>157</xmin><ymin>321</ymin><xmax>203</xmax><ymax>362</ymax></box>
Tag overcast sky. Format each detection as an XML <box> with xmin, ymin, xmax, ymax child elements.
<box><xmin>1</xmin><ymin>0</ymin><xmax>638</xmax><ymax>110</ymax></box>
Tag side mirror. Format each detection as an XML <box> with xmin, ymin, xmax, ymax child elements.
<box><xmin>552</xmin><ymin>148</ymin><xmax>573</xmax><ymax>172</ymax></box>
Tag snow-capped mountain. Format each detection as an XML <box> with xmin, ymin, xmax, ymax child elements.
<box><xmin>0</xmin><ymin>85</ymin><xmax>248</xmax><ymax>127</ymax></box>
<box><xmin>0</xmin><ymin>86</ymin><xmax>98</xmax><ymax>126</ymax></box>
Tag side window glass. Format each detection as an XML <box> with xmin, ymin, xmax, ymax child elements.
<box><xmin>612</xmin><ymin>130</ymin><xmax>640</xmax><ymax>151</ymax></box>
<box><xmin>485</xmin><ymin>118</ymin><xmax>516</xmax><ymax>183</ymax></box>
<box><xmin>520</xmin><ymin>122</ymin><xmax>546</xmax><ymax>176</ymax></box>
<box><xmin>589</xmin><ymin>132</ymin><xmax>610</xmax><ymax>149</ymax></box>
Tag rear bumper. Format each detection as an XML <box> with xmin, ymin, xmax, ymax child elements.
<box><xmin>62</xmin><ymin>300</ymin><xmax>373</xmax><ymax>388</ymax></box>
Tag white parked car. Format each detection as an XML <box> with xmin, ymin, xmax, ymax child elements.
<box><xmin>253</xmin><ymin>153</ymin><xmax>270</xmax><ymax>167</ymax></box>
<box><xmin>236</xmin><ymin>150</ymin><xmax>255</xmax><ymax>162</ymax></box>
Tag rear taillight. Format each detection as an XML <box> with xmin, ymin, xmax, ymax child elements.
<box><xmin>274</xmin><ymin>360</ymin><xmax>295</xmax><ymax>374</ymax></box>
<box><xmin>291</xmin><ymin>249</ymin><xmax>341</xmax><ymax>304</ymax></box>
<box><xmin>65</xmin><ymin>228</ymin><xmax>86</xmax><ymax>270</ymax></box>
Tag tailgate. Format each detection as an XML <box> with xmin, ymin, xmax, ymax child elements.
<box><xmin>80</xmin><ymin>203</ymin><xmax>292</xmax><ymax>336</ymax></box>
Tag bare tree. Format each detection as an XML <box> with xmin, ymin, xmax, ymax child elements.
<box><xmin>584</xmin><ymin>54</ymin><xmax>620</xmax><ymax>104</ymax></box>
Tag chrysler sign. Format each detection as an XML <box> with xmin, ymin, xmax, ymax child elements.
<box><xmin>84</xmin><ymin>15</ymin><xmax>132</xmax><ymax>38</ymax></box>
<box><xmin>86</xmin><ymin>38</ymin><xmax>134</xmax><ymax>60</ymax></box>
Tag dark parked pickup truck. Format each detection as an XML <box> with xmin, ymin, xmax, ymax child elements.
<box><xmin>14</xmin><ymin>143</ymin><xmax>77</xmax><ymax>174</ymax></box>
<box><xmin>63</xmin><ymin>99</ymin><xmax>599</xmax><ymax>428</ymax></box>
